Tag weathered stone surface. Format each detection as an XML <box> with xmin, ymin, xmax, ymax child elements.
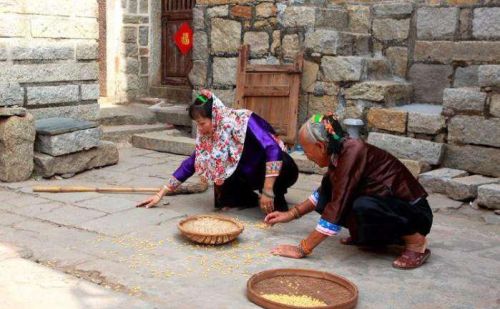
<box><xmin>373</xmin><ymin>2</ymin><xmax>413</xmax><ymax>17</ymax></box>
<box><xmin>0</xmin><ymin>43</ymin><xmax>6</xmax><ymax>61</ymax></box>
<box><xmin>211</xmin><ymin>19</ymin><xmax>241</xmax><ymax>54</ymax></box>
<box><xmin>443</xmin><ymin>88</ymin><xmax>486</xmax><ymax>113</ymax></box>
<box><xmin>212</xmin><ymin>57</ymin><xmax>237</xmax><ymax>86</ymax></box>
<box><xmin>408</xmin><ymin>64</ymin><xmax>452</xmax><ymax>103</ymax></box>
<box><xmin>35</xmin><ymin>127</ymin><xmax>102</xmax><ymax>157</ymax></box>
<box><xmin>490</xmin><ymin>94</ymin><xmax>500</xmax><ymax>118</ymax></box>
<box><xmin>367</xmin><ymin>108</ymin><xmax>407</xmax><ymax>133</ymax></box>
<box><xmin>271</xmin><ymin>30</ymin><xmax>280</xmax><ymax>55</ymax></box>
<box><xmin>81</xmin><ymin>83</ymin><xmax>100</xmax><ymax>101</ymax></box>
<box><xmin>308</xmin><ymin>95</ymin><xmax>338</xmax><ymax>117</ymax></box>
<box><xmin>353</xmin><ymin>33</ymin><xmax>370</xmax><ymax>55</ymax></box>
<box><xmin>399</xmin><ymin>159</ymin><xmax>431</xmax><ymax>178</ymax></box>
<box><xmin>454</xmin><ymin>66</ymin><xmax>478</xmax><ymax>87</ymax></box>
<box><xmin>313</xmin><ymin>81</ymin><xmax>339</xmax><ymax>97</ymax></box>
<box><xmin>373</xmin><ymin>18</ymin><xmax>410</xmax><ymax>41</ymax></box>
<box><xmin>472</xmin><ymin>7</ymin><xmax>500</xmax><ymax>39</ymax></box>
<box><xmin>207</xmin><ymin>5</ymin><xmax>228</xmax><ymax>18</ymax></box>
<box><xmin>121</xmin><ymin>43</ymin><xmax>138</xmax><ymax>57</ymax></box>
<box><xmin>212</xmin><ymin>89</ymin><xmax>235</xmax><ymax>107</ymax></box>
<box><xmin>0</xmin><ymin>14</ymin><xmax>28</xmax><ymax>37</ymax></box>
<box><xmin>414</xmin><ymin>41</ymin><xmax>500</xmax><ymax>64</ymax></box>
<box><xmin>282</xmin><ymin>34</ymin><xmax>300</xmax><ymax>61</ymax></box>
<box><xmin>31</xmin><ymin>17</ymin><xmax>98</xmax><ymax>39</ymax></box>
<box><xmin>345</xmin><ymin>81</ymin><xmax>412</xmax><ymax>104</ymax></box>
<box><xmin>419</xmin><ymin>168</ymin><xmax>470</xmax><ymax>194</ymax></box>
<box><xmin>443</xmin><ymin>144</ymin><xmax>500</xmax><ymax>177</ymax></box>
<box><xmin>282</xmin><ymin>6</ymin><xmax>315</xmax><ymax>28</ymax></box>
<box><xmin>256</xmin><ymin>3</ymin><xmax>276</xmax><ymax>18</ymax></box>
<box><xmin>34</xmin><ymin>141</ymin><xmax>119</xmax><ymax>178</ymax></box>
<box><xmin>396</xmin><ymin>104</ymin><xmax>444</xmax><ymax>135</ymax></box>
<box><xmin>305</xmin><ymin>29</ymin><xmax>352</xmax><ymax>56</ymax></box>
<box><xmin>0</xmin><ymin>63</ymin><xmax>98</xmax><ymax>83</ymax></box>
<box><xmin>192</xmin><ymin>31</ymin><xmax>208</xmax><ymax>61</ymax></box>
<box><xmin>459</xmin><ymin>8</ymin><xmax>472</xmax><ymax>39</ymax></box>
<box><xmin>12</xmin><ymin>43</ymin><xmax>73</xmax><ymax>60</ymax></box>
<box><xmin>27</xmin><ymin>85</ymin><xmax>79</xmax><ymax>105</ymax></box>
<box><xmin>385</xmin><ymin>47</ymin><xmax>407</xmax><ymax>78</ymax></box>
<box><xmin>301</xmin><ymin>60</ymin><xmax>319</xmax><ymax>92</ymax></box>
<box><xmin>367</xmin><ymin>132</ymin><xmax>444</xmax><ymax>165</ymax></box>
<box><xmin>445</xmin><ymin>175</ymin><xmax>499</xmax><ymax>201</ymax></box>
<box><xmin>231</xmin><ymin>5</ymin><xmax>252</xmax><ymax>19</ymax></box>
<box><xmin>188</xmin><ymin>61</ymin><xmax>207</xmax><ymax>87</ymax></box>
<box><xmin>121</xmin><ymin>26</ymin><xmax>137</xmax><ymax>43</ymax></box>
<box><xmin>290</xmin><ymin>152</ymin><xmax>327</xmax><ymax>175</ymax></box>
<box><xmin>448</xmin><ymin>116</ymin><xmax>500</xmax><ymax>147</ymax></box>
<box><xmin>478</xmin><ymin>65</ymin><xmax>500</xmax><ymax>88</ymax></box>
<box><xmin>348</xmin><ymin>5</ymin><xmax>370</xmax><ymax>33</ymax></box>
<box><xmin>315</xmin><ymin>8</ymin><xmax>348</xmax><ymax>30</ymax></box>
<box><xmin>427</xmin><ymin>193</ymin><xmax>463</xmax><ymax>212</ymax></box>
<box><xmin>243</xmin><ymin>32</ymin><xmax>269</xmax><ymax>57</ymax></box>
<box><xmin>0</xmin><ymin>114</ymin><xmax>35</xmax><ymax>182</ymax></box>
<box><xmin>76</xmin><ymin>42</ymin><xmax>98</xmax><ymax>60</ymax></box>
<box><xmin>29</xmin><ymin>103</ymin><xmax>99</xmax><ymax>121</ymax></box>
<box><xmin>138</xmin><ymin>26</ymin><xmax>148</xmax><ymax>46</ymax></box>
<box><xmin>0</xmin><ymin>107</ymin><xmax>26</xmax><ymax>117</ymax></box>
<box><xmin>321</xmin><ymin>56</ymin><xmax>366</xmax><ymax>82</ymax></box>
<box><xmin>0</xmin><ymin>83</ymin><xmax>23</xmax><ymax>107</ymax></box>
<box><xmin>417</xmin><ymin>7</ymin><xmax>459</xmax><ymax>40</ymax></box>
<box><xmin>35</xmin><ymin>117</ymin><xmax>97</xmax><ymax>135</ymax></box>
<box><xmin>131</xmin><ymin>131</ymin><xmax>195</xmax><ymax>155</ymax></box>
<box><xmin>478</xmin><ymin>184</ymin><xmax>500</xmax><ymax>210</ymax></box>
<box><xmin>366</xmin><ymin>57</ymin><xmax>391</xmax><ymax>80</ymax></box>
<box><xmin>192</xmin><ymin>6</ymin><xmax>205</xmax><ymax>30</ymax></box>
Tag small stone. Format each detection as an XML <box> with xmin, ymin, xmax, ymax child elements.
<box><xmin>207</xmin><ymin>5</ymin><xmax>228</xmax><ymax>18</ymax></box>
<box><xmin>478</xmin><ymin>65</ymin><xmax>500</xmax><ymax>88</ymax></box>
<box><xmin>367</xmin><ymin>108</ymin><xmax>407</xmax><ymax>133</ymax></box>
<box><xmin>321</xmin><ymin>56</ymin><xmax>366</xmax><ymax>82</ymax></box>
<box><xmin>472</xmin><ymin>8</ymin><xmax>500</xmax><ymax>39</ymax></box>
<box><xmin>385</xmin><ymin>47</ymin><xmax>408</xmax><ymax>78</ymax></box>
<box><xmin>419</xmin><ymin>168</ymin><xmax>470</xmax><ymax>194</ymax></box>
<box><xmin>270</xmin><ymin>30</ymin><xmax>280</xmax><ymax>55</ymax></box>
<box><xmin>477</xmin><ymin>183</ymin><xmax>500</xmax><ymax>210</ymax></box>
<box><xmin>243</xmin><ymin>32</ymin><xmax>269</xmax><ymax>57</ymax></box>
<box><xmin>348</xmin><ymin>5</ymin><xmax>370</xmax><ymax>33</ymax></box>
<box><xmin>231</xmin><ymin>5</ymin><xmax>252</xmax><ymax>19</ymax></box>
<box><xmin>282</xmin><ymin>6</ymin><xmax>315</xmax><ymax>28</ymax></box>
<box><xmin>282</xmin><ymin>34</ymin><xmax>300</xmax><ymax>61</ymax></box>
<box><xmin>454</xmin><ymin>66</ymin><xmax>478</xmax><ymax>88</ymax></box>
<box><xmin>373</xmin><ymin>18</ymin><xmax>410</xmax><ymax>41</ymax></box>
<box><xmin>139</xmin><ymin>26</ymin><xmax>148</xmax><ymax>46</ymax></box>
<box><xmin>443</xmin><ymin>88</ymin><xmax>486</xmax><ymax>113</ymax></box>
<box><xmin>445</xmin><ymin>175</ymin><xmax>500</xmax><ymax>201</ymax></box>
<box><xmin>367</xmin><ymin>132</ymin><xmax>444</xmax><ymax>165</ymax></box>
<box><xmin>417</xmin><ymin>7</ymin><xmax>459</xmax><ymax>40</ymax></box>
<box><xmin>121</xmin><ymin>26</ymin><xmax>137</xmax><ymax>43</ymax></box>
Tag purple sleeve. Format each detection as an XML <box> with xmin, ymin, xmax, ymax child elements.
<box><xmin>172</xmin><ymin>151</ymin><xmax>196</xmax><ymax>183</ymax></box>
<box><xmin>247</xmin><ymin>114</ymin><xmax>282</xmax><ymax>162</ymax></box>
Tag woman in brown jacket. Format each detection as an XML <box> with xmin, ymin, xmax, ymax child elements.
<box><xmin>265</xmin><ymin>113</ymin><xmax>433</xmax><ymax>269</ymax></box>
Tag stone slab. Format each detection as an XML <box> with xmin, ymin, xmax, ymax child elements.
<box><xmin>399</xmin><ymin>159</ymin><xmax>431</xmax><ymax>178</ymax></box>
<box><xmin>35</xmin><ymin>205</ymin><xmax>107</xmax><ymax>226</ymax></box>
<box><xmin>477</xmin><ymin>184</ymin><xmax>500</xmax><ymax>210</ymax></box>
<box><xmin>131</xmin><ymin>131</ymin><xmax>195</xmax><ymax>156</ymax></box>
<box><xmin>35</xmin><ymin>117</ymin><xmax>98</xmax><ymax>135</ymax></box>
<box><xmin>304</xmin><ymin>30</ymin><xmax>353</xmax><ymax>56</ymax></box>
<box><xmin>367</xmin><ymin>132</ymin><xmax>444</xmax><ymax>165</ymax></box>
<box><xmin>443</xmin><ymin>144</ymin><xmax>500</xmax><ymax>178</ymax></box>
<box><xmin>448</xmin><ymin>116</ymin><xmax>500</xmax><ymax>148</ymax></box>
<box><xmin>414</xmin><ymin>41</ymin><xmax>500</xmax><ymax>64</ymax></box>
<box><xmin>417</xmin><ymin>7</ymin><xmax>459</xmax><ymax>40</ymax></box>
<box><xmin>0</xmin><ymin>107</ymin><xmax>26</xmax><ymax>117</ymax></box>
<box><xmin>443</xmin><ymin>88</ymin><xmax>486</xmax><ymax>113</ymax></box>
<box><xmin>0</xmin><ymin>83</ymin><xmax>23</xmax><ymax>107</ymax></box>
<box><xmin>419</xmin><ymin>168</ymin><xmax>470</xmax><ymax>194</ymax></box>
<box><xmin>345</xmin><ymin>81</ymin><xmax>412</xmax><ymax>104</ymax></box>
<box><xmin>35</xmin><ymin>127</ymin><xmax>102</xmax><ymax>157</ymax></box>
<box><xmin>149</xmin><ymin>103</ymin><xmax>191</xmax><ymax>127</ymax></box>
<box><xmin>321</xmin><ymin>56</ymin><xmax>366</xmax><ymax>82</ymax></box>
<box><xmin>395</xmin><ymin>104</ymin><xmax>444</xmax><ymax>135</ymax></box>
<box><xmin>367</xmin><ymin>108</ymin><xmax>407</xmax><ymax>133</ymax></box>
<box><xmin>472</xmin><ymin>7</ymin><xmax>500</xmax><ymax>39</ymax></box>
<box><xmin>478</xmin><ymin>65</ymin><xmax>500</xmax><ymax>88</ymax></box>
<box><xmin>33</xmin><ymin>141</ymin><xmax>119</xmax><ymax>178</ymax></box>
<box><xmin>445</xmin><ymin>175</ymin><xmax>499</xmax><ymax>201</ymax></box>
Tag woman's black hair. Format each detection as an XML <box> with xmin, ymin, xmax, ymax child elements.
<box><xmin>324</xmin><ymin>115</ymin><xmax>345</xmax><ymax>156</ymax></box>
<box><xmin>188</xmin><ymin>95</ymin><xmax>213</xmax><ymax>120</ymax></box>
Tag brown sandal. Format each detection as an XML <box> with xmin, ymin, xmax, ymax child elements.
<box><xmin>392</xmin><ymin>249</ymin><xmax>431</xmax><ymax>269</ymax></box>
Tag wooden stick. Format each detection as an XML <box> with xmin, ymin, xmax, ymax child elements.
<box><xmin>33</xmin><ymin>182</ymin><xmax>209</xmax><ymax>195</ymax></box>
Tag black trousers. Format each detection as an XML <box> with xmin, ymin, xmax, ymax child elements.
<box><xmin>214</xmin><ymin>152</ymin><xmax>299</xmax><ymax>211</ymax></box>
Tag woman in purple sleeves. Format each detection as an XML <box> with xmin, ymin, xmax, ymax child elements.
<box><xmin>137</xmin><ymin>90</ymin><xmax>299</xmax><ymax>214</ymax></box>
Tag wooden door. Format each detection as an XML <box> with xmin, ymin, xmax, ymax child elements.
<box><xmin>235</xmin><ymin>45</ymin><xmax>304</xmax><ymax>145</ymax></box>
<box><xmin>161</xmin><ymin>0</ymin><xmax>195</xmax><ymax>85</ymax></box>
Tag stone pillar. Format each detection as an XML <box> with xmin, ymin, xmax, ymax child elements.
<box><xmin>0</xmin><ymin>113</ymin><xmax>36</xmax><ymax>182</ymax></box>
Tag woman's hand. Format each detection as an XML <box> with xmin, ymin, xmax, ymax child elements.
<box><xmin>136</xmin><ymin>193</ymin><xmax>162</xmax><ymax>208</ymax></box>
<box><xmin>259</xmin><ymin>194</ymin><xmax>274</xmax><ymax>214</ymax></box>
<box><xmin>264</xmin><ymin>211</ymin><xmax>294</xmax><ymax>226</ymax></box>
<box><xmin>271</xmin><ymin>244</ymin><xmax>305</xmax><ymax>259</ymax></box>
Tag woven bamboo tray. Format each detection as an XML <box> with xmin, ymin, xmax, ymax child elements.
<box><xmin>247</xmin><ymin>268</ymin><xmax>358</xmax><ymax>309</ymax></box>
<box><xmin>178</xmin><ymin>214</ymin><xmax>244</xmax><ymax>245</ymax></box>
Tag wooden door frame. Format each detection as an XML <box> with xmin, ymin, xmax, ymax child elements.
<box><xmin>161</xmin><ymin>0</ymin><xmax>193</xmax><ymax>86</ymax></box>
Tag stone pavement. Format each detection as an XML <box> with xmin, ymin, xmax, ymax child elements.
<box><xmin>0</xmin><ymin>146</ymin><xmax>498</xmax><ymax>309</ymax></box>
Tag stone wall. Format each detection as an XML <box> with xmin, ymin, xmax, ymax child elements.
<box><xmin>0</xmin><ymin>0</ymin><xmax>100</xmax><ymax>120</ymax></box>
<box><xmin>113</xmin><ymin>0</ymin><xmax>150</xmax><ymax>102</ymax></box>
<box><xmin>192</xmin><ymin>0</ymin><xmax>500</xmax><ymax>177</ymax></box>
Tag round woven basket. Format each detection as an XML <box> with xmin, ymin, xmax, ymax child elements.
<box><xmin>247</xmin><ymin>268</ymin><xmax>358</xmax><ymax>309</ymax></box>
<box><xmin>178</xmin><ymin>214</ymin><xmax>244</xmax><ymax>245</ymax></box>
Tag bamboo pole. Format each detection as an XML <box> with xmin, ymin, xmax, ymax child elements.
<box><xmin>33</xmin><ymin>182</ymin><xmax>209</xmax><ymax>195</ymax></box>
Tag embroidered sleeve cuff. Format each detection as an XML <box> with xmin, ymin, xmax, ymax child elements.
<box><xmin>166</xmin><ymin>177</ymin><xmax>181</xmax><ymax>191</ymax></box>
<box><xmin>308</xmin><ymin>189</ymin><xmax>320</xmax><ymax>206</ymax></box>
<box><xmin>315</xmin><ymin>218</ymin><xmax>341</xmax><ymax>236</ymax></box>
<box><xmin>265</xmin><ymin>161</ymin><xmax>283</xmax><ymax>177</ymax></box>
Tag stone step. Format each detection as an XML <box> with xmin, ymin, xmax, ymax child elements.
<box><xmin>135</xmin><ymin>97</ymin><xmax>163</xmax><ymax>106</ymax></box>
<box><xmin>290</xmin><ymin>152</ymin><xmax>327</xmax><ymax>175</ymax></box>
<box><xmin>101</xmin><ymin>124</ymin><xmax>169</xmax><ymax>143</ymax></box>
<box><xmin>97</xmin><ymin>103</ymin><xmax>158</xmax><ymax>126</ymax></box>
<box><xmin>149</xmin><ymin>103</ymin><xmax>192</xmax><ymax>127</ymax></box>
<box><xmin>367</xmin><ymin>132</ymin><xmax>444</xmax><ymax>165</ymax></box>
<box><xmin>131</xmin><ymin>131</ymin><xmax>195</xmax><ymax>156</ymax></box>
<box><xmin>321</xmin><ymin>56</ymin><xmax>390</xmax><ymax>82</ymax></box>
<box><xmin>345</xmin><ymin>80</ymin><xmax>412</xmax><ymax>104</ymax></box>
<box><xmin>394</xmin><ymin>104</ymin><xmax>445</xmax><ymax>135</ymax></box>
<box><xmin>149</xmin><ymin>86</ymin><xmax>192</xmax><ymax>104</ymax></box>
